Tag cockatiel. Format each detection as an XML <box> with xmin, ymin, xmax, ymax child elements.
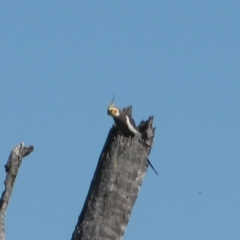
<box><xmin>107</xmin><ymin>98</ymin><xmax>158</xmax><ymax>175</ymax></box>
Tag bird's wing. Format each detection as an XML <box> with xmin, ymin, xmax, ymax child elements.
<box><xmin>125</xmin><ymin>114</ymin><xmax>142</xmax><ymax>138</ymax></box>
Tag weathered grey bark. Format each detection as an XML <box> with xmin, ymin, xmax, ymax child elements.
<box><xmin>71</xmin><ymin>107</ymin><xmax>155</xmax><ymax>240</ymax></box>
<box><xmin>0</xmin><ymin>143</ymin><xmax>34</xmax><ymax>240</ymax></box>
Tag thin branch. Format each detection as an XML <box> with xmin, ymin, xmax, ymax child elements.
<box><xmin>0</xmin><ymin>143</ymin><xmax>34</xmax><ymax>240</ymax></box>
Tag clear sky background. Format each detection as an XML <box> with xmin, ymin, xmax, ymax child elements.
<box><xmin>0</xmin><ymin>1</ymin><xmax>239</xmax><ymax>240</ymax></box>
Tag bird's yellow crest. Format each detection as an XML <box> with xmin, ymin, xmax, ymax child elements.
<box><xmin>108</xmin><ymin>95</ymin><xmax>115</xmax><ymax>110</ymax></box>
<box><xmin>107</xmin><ymin>96</ymin><xmax>120</xmax><ymax>117</ymax></box>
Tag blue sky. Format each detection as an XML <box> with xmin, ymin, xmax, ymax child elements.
<box><xmin>0</xmin><ymin>1</ymin><xmax>239</xmax><ymax>239</ymax></box>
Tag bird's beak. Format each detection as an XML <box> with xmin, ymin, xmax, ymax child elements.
<box><xmin>107</xmin><ymin>109</ymin><xmax>111</xmax><ymax>115</ymax></box>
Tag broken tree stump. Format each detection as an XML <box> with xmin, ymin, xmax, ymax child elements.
<box><xmin>72</xmin><ymin>107</ymin><xmax>155</xmax><ymax>240</ymax></box>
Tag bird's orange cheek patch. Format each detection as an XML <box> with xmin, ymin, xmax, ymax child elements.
<box><xmin>113</xmin><ymin>109</ymin><xmax>118</xmax><ymax>114</ymax></box>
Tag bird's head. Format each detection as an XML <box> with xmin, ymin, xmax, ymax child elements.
<box><xmin>107</xmin><ymin>96</ymin><xmax>120</xmax><ymax>117</ymax></box>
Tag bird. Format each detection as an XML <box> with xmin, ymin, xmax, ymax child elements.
<box><xmin>107</xmin><ymin>97</ymin><xmax>158</xmax><ymax>175</ymax></box>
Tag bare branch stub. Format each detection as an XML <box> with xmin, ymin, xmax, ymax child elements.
<box><xmin>0</xmin><ymin>143</ymin><xmax>34</xmax><ymax>240</ymax></box>
<box><xmin>122</xmin><ymin>105</ymin><xmax>132</xmax><ymax>116</ymax></box>
<box><xmin>23</xmin><ymin>146</ymin><xmax>34</xmax><ymax>157</ymax></box>
<box><xmin>71</xmin><ymin>107</ymin><xmax>155</xmax><ymax>240</ymax></box>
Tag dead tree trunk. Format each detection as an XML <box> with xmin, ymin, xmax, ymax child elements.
<box><xmin>0</xmin><ymin>143</ymin><xmax>34</xmax><ymax>240</ymax></box>
<box><xmin>71</xmin><ymin>107</ymin><xmax>155</xmax><ymax>240</ymax></box>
